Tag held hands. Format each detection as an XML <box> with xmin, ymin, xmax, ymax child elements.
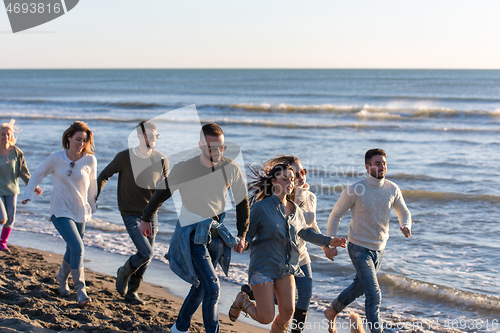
<box><xmin>323</xmin><ymin>247</ymin><xmax>338</xmax><ymax>261</ymax></box>
<box><xmin>139</xmin><ymin>220</ymin><xmax>153</xmax><ymax>238</ymax></box>
<box><xmin>401</xmin><ymin>227</ymin><xmax>411</xmax><ymax>238</ymax></box>
<box><xmin>329</xmin><ymin>237</ymin><xmax>347</xmax><ymax>248</ymax></box>
<box><xmin>323</xmin><ymin>237</ymin><xmax>346</xmax><ymax>261</ymax></box>
<box><xmin>233</xmin><ymin>237</ymin><xmax>248</xmax><ymax>253</ymax></box>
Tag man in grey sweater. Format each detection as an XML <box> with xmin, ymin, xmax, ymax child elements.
<box><xmin>324</xmin><ymin>149</ymin><xmax>411</xmax><ymax>333</ymax></box>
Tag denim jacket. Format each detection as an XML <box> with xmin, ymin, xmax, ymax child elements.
<box><xmin>165</xmin><ymin>212</ymin><xmax>239</xmax><ymax>287</ymax></box>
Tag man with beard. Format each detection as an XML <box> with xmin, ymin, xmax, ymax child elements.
<box><xmin>323</xmin><ymin>149</ymin><xmax>412</xmax><ymax>333</ymax></box>
<box><xmin>139</xmin><ymin>123</ymin><xmax>249</xmax><ymax>333</ymax></box>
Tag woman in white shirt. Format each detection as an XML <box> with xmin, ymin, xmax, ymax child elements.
<box><xmin>22</xmin><ymin>121</ymin><xmax>97</xmax><ymax>307</ymax></box>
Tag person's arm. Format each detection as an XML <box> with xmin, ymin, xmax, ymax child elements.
<box><xmin>393</xmin><ymin>187</ymin><xmax>412</xmax><ymax>238</ymax></box>
<box><xmin>305</xmin><ymin>192</ymin><xmax>320</xmax><ymax>233</ymax></box>
<box><xmin>88</xmin><ymin>156</ymin><xmax>98</xmax><ymax>213</ymax></box>
<box><xmin>22</xmin><ymin>153</ymin><xmax>56</xmax><ymax>204</ymax></box>
<box><xmin>235</xmin><ymin>196</ymin><xmax>249</xmax><ymax>238</ymax></box>
<box><xmin>17</xmin><ymin>149</ymin><xmax>42</xmax><ymax>196</ymax></box>
<box><xmin>142</xmin><ymin>186</ymin><xmax>172</xmax><ymax>222</ymax></box>
<box><xmin>324</xmin><ymin>187</ymin><xmax>355</xmax><ymax>260</ymax></box>
<box><xmin>96</xmin><ymin>153</ymin><xmax>122</xmax><ymax>199</ymax></box>
<box><xmin>243</xmin><ymin>205</ymin><xmax>260</xmax><ymax>251</ymax></box>
<box><xmin>297</xmin><ymin>206</ymin><xmax>346</xmax><ymax>248</ymax></box>
<box><xmin>233</xmin><ymin>196</ymin><xmax>250</xmax><ymax>253</ymax></box>
<box><xmin>326</xmin><ymin>187</ymin><xmax>355</xmax><ymax>237</ymax></box>
<box><xmin>139</xmin><ymin>186</ymin><xmax>172</xmax><ymax>237</ymax></box>
<box><xmin>229</xmin><ymin>164</ymin><xmax>250</xmax><ymax>252</ymax></box>
<box><xmin>17</xmin><ymin>149</ymin><xmax>30</xmax><ymax>186</ymax></box>
<box><xmin>298</xmin><ymin>227</ymin><xmax>346</xmax><ymax>248</ymax></box>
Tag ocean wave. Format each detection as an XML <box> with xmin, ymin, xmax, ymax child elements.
<box><xmin>205</xmin><ymin>103</ymin><xmax>358</xmax><ymax>114</ymax></box>
<box><xmin>4</xmin><ymin>98</ymin><xmax>500</xmax><ymax>120</ymax></box>
<box><xmin>204</xmin><ymin>102</ymin><xmax>500</xmax><ymax>119</ymax></box>
<box><xmin>312</xmin><ymin>185</ymin><xmax>500</xmax><ymax>203</ymax></box>
<box><xmin>1</xmin><ymin>98</ymin><xmax>163</xmax><ymax>109</ymax></box>
<box><xmin>389</xmin><ymin>173</ymin><xmax>443</xmax><ymax>182</ymax></box>
<box><xmin>379</xmin><ymin>273</ymin><xmax>500</xmax><ymax>313</ymax></box>
<box><xmin>401</xmin><ymin>190</ymin><xmax>500</xmax><ymax>203</ymax></box>
<box><xmin>213</xmin><ymin>117</ymin><xmax>390</xmax><ymax>130</ymax></box>
<box><xmin>0</xmin><ymin>112</ymin><xmax>147</xmax><ymax>123</ymax></box>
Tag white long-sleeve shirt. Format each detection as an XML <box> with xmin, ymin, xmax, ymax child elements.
<box><xmin>295</xmin><ymin>184</ymin><xmax>321</xmax><ymax>266</ymax></box>
<box><xmin>23</xmin><ymin>151</ymin><xmax>97</xmax><ymax>223</ymax></box>
<box><xmin>327</xmin><ymin>173</ymin><xmax>411</xmax><ymax>251</ymax></box>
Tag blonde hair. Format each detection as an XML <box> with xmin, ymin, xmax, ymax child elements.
<box><xmin>62</xmin><ymin>121</ymin><xmax>95</xmax><ymax>154</ymax></box>
<box><xmin>0</xmin><ymin>119</ymin><xmax>19</xmax><ymax>145</ymax></box>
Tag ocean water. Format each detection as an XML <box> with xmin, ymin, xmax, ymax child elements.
<box><xmin>1</xmin><ymin>69</ymin><xmax>499</xmax><ymax>333</ymax></box>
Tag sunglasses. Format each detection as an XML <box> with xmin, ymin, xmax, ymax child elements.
<box><xmin>296</xmin><ymin>169</ymin><xmax>307</xmax><ymax>178</ymax></box>
<box><xmin>205</xmin><ymin>144</ymin><xmax>227</xmax><ymax>152</ymax></box>
<box><xmin>146</xmin><ymin>133</ymin><xmax>160</xmax><ymax>140</ymax></box>
<box><xmin>67</xmin><ymin>161</ymin><xmax>75</xmax><ymax>176</ymax></box>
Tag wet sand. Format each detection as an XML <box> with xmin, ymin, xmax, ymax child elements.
<box><xmin>0</xmin><ymin>245</ymin><xmax>267</xmax><ymax>333</ymax></box>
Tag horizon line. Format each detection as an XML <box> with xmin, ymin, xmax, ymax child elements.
<box><xmin>1</xmin><ymin>67</ymin><xmax>500</xmax><ymax>70</ymax></box>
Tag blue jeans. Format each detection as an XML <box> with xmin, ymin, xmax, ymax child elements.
<box><xmin>0</xmin><ymin>195</ymin><xmax>17</xmax><ymax>228</ymax></box>
<box><xmin>51</xmin><ymin>215</ymin><xmax>85</xmax><ymax>270</ymax></box>
<box><xmin>332</xmin><ymin>243</ymin><xmax>384</xmax><ymax>333</ymax></box>
<box><xmin>176</xmin><ymin>232</ymin><xmax>224</xmax><ymax>333</ymax></box>
<box><xmin>123</xmin><ymin>214</ymin><xmax>158</xmax><ymax>278</ymax></box>
<box><xmin>295</xmin><ymin>262</ymin><xmax>313</xmax><ymax>310</ymax></box>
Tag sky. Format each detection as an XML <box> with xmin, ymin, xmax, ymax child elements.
<box><xmin>1</xmin><ymin>0</ymin><xmax>500</xmax><ymax>69</ymax></box>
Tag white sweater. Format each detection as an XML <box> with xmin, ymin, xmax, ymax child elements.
<box><xmin>23</xmin><ymin>151</ymin><xmax>97</xmax><ymax>223</ymax></box>
<box><xmin>295</xmin><ymin>184</ymin><xmax>321</xmax><ymax>266</ymax></box>
<box><xmin>327</xmin><ymin>173</ymin><xmax>411</xmax><ymax>251</ymax></box>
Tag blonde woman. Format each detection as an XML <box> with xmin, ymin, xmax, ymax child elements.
<box><xmin>0</xmin><ymin>119</ymin><xmax>42</xmax><ymax>252</ymax></box>
<box><xmin>22</xmin><ymin>121</ymin><xmax>97</xmax><ymax>306</ymax></box>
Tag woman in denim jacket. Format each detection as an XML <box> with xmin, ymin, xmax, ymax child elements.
<box><xmin>228</xmin><ymin>164</ymin><xmax>346</xmax><ymax>333</ymax></box>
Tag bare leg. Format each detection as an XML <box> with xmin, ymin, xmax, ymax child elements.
<box><xmin>248</xmin><ymin>281</ymin><xmax>276</xmax><ymax>324</ymax></box>
<box><xmin>273</xmin><ymin>275</ymin><xmax>295</xmax><ymax>331</ymax></box>
<box><xmin>348</xmin><ymin>312</ymin><xmax>366</xmax><ymax>333</ymax></box>
<box><xmin>324</xmin><ymin>307</ymin><xmax>338</xmax><ymax>333</ymax></box>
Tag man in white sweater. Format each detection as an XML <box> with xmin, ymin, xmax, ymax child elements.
<box><xmin>324</xmin><ymin>149</ymin><xmax>411</xmax><ymax>333</ymax></box>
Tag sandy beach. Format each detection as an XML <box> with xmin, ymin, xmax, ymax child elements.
<box><xmin>0</xmin><ymin>245</ymin><xmax>267</xmax><ymax>333</ymax></box>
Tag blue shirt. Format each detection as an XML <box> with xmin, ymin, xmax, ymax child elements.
<box><xmin>246</xmin><ymin>195</ymin><xmax>331</xmax><ymax>280</ymax></box>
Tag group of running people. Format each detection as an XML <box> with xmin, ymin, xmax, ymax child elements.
<box><xmin>0</xmin><ymin>119</ymin><xmax>411</xmax><ymax>333</ymax></box>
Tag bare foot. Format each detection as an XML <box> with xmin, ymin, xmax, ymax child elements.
<box><xmin>348</xmin><ymin>312</ymin><xmax>366</xmax><ymax>333</ymax></box>
<box><xmin>324</xmin><ymin>307</ymin><xmax>338</xmax><ymax>333</ymax></box>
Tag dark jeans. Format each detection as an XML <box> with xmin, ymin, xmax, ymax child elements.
<box><xmin>332</xmin><ymin>243</ymin><xmax>384</xmax><ymax>333</ymax></box>
<box><xmin>175</xmin><ymin>232</ymin><xmax>224</xmax><ymax>333</ymax></box>
<box><xmin>123</xmin><ymin>214</ymin><xmax>157</xmax><ymax>277</ymax></box>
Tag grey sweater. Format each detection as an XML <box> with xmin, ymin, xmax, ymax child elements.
<box><xmin>327</xmin><ymin>173</ymin><xmax>411</xmax><ymax>251</ymax></box>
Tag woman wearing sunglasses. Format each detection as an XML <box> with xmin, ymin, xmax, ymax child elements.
<box><xmin>262</xmin><ymin>155</ymin><xmax>319</xmax><ymax>333</ymax></box>
<box><xmin>22</xmin><ymin>121</ymin><xmax>97</xmax><ymax>307</ymax></box>
<box><xmin>229</xmin><ymin>163</ymin><xmax>346</xmax><ymax>333</ymax></box>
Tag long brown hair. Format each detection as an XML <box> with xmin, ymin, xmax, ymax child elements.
<box><xmin>62</xmin><ymin>121</ymin><xmax>95</xmax><ymax>154</ymax></box>
<box><xmin>262</xmin><ymin>154</ymin><xmax>300</xmax><ymax>174</ymax></box>
<box><xmin>247</xmin><ymin>163</ymin><xmax>295</xmax><ymax>206</ymax></box>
